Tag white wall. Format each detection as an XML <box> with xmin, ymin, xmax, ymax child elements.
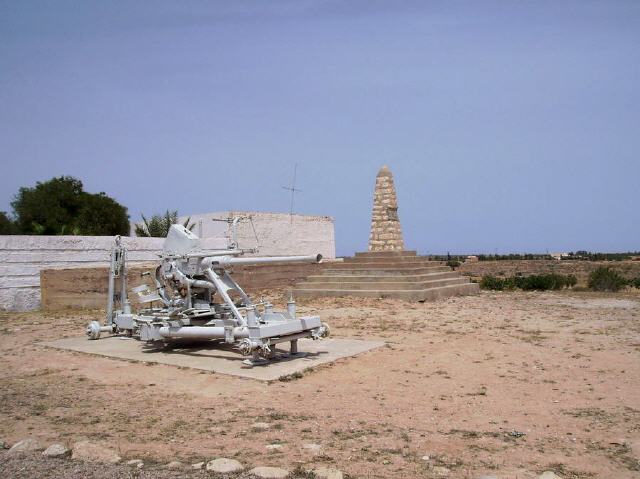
<box><xmin>178</xmin><ymin>211</ymin><xmax>336</xmax><ymax>259</ymax></box>
<box><xmin>1</xmin><ymin>212</ymin><xmax>335</xmax><ymax>312</ymax></box>
<box><xmin>0</xmin><ymin>235</ymin><xmax>227</xmax><ymax>312</ymax></box>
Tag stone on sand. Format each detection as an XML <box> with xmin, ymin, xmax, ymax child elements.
<box><xmin>71</xmin><ymin>441</ymin><xmax>121</xmax><ymax>464</ymax></box>
<box><xmin>249</xmin><ymin>466</ymin><xmax>290</xmax><ymax>478</ymax></box>
<box><xmin>302</xmin><ymin>443</ymin><xmax>323</xmax><ymax>455</ymax></box>
<box><xmin>313</xmin><ymin>466</ymin><xmax>344</xmax><ymax>479</ymax></box>
<box><xmin>126</xmin><ymin>459</ymin><xmax>144</xmax><ymax>469</ymax></box>
<box><xmin>539</xmin><ymin>473</ymin><xmax>563</xmax><ymax>479</ymax></box>
<box><xmin>43</xmin><ymin>443</ymin><xmax>70</xmax><ymax>457</ymax></box>
<box><xmin>251</xmin><ymin>422</ymin><xmax>271</xmax><ymax>431</ymax></box>
<box><xmin>206</xmin><ymin>457</ymin><xmax>244</xmax><ymax>474</ymax></box>
<box><xmin>9</xmin><ymin>439</ymin><xmax>43</xmax><ymax>454</ymax></box>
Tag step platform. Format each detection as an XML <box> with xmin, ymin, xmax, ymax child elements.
<box><xmin>294</xmin><ymin>251</ymin><xmax>479</xmax><ymax>302</ymax></box>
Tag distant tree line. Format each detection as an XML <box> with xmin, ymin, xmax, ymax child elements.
<box><xmin>562</xmin><ymin>251</ymin><xmax>640</xmax><ymax>262</ymax></box>
<box><xmin>476</xmin><ymin>253</ymin><xmax>554</xmax><ymax>261</ymax></box>
<box><xmin>431</xmin><ymin>253</ymin><xmax>555</xmax><ymax>262</ymax></box>
<box><xmin>431</xmin><ymin>252</ymin><xmax>640</xmax><ymax>262</ymax></box>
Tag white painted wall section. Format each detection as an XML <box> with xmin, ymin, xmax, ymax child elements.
<box><xmin>3</xmin><ymin>212</ymin><xmax>334</xmax><ymax>312</ymax></box>
<box><xmin>179</xmin><ymin>211</ymin><xmax>336</xmax><ymax>259</ymax></box>
<box><xmin>0</xmin><ymin>235</ymin><xmax>227</xmax><ymax>312</ymax></box>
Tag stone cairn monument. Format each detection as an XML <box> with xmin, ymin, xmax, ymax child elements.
<box><xmin>293</xmin><ymin>166</ymin><xmax>479</xmax><ymax>301</ymax></box>
<box><xmin>368</xmin><ymin>165</ymin><xmax>405</xmax><ymax>251</ymax></box>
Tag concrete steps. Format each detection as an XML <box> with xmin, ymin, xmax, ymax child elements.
<box><xmin>322</xmin><ymin>266</ymin><xmax>451</xmax><ymax>275</ymax></box>
<box><xmin>295</xmin><ymin>276</ymin><xmax>470</xmax><ymax>291</ymax></box>
<box><xmin>354</xmin><ymin>250</ymin><xmax>417</xmax><ymax>257</ymax></box>
<box><xmin>328</xmin><ymin>261</ymin><xmax>442</xmax><ymax>269</ymax></box>
<box><xmin>344</xmin><ymin>256</ymin><xmax>439</xmax><ymax>264</ymax></box>
<box><xmin>293</xmin><ymin>251</ymin><xmax>479</xmax><ymax>302</ymax></box>
<box><xmin>293</xmin><ymin>283</ymin><xmax>479</xmax><ymax>301</ymax></box>
<box><xmin>303</xmin><ymin>271</ymin><xmax>460</xmax><ymax>283</ymax></box>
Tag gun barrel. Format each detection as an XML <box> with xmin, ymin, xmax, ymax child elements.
<box><xmin>163</xmin><ymin>249</ymin><xmax>246</xmax><ymax>259</ymax></box>
<box><xmin>208</xmin><ymin>253</ymin><xmax>322</xmax><ymax>268</ymax></box>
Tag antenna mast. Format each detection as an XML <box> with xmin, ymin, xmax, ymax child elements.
<box><xmin>282</xmin><ymin>163</ymin><xmax>302</xmax><ymax>223</ymax></box>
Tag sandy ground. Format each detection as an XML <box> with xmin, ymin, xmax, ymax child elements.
<box><xmin>1</xmin><ymin>290</ymin><xmax>639</xmax><ymax>478</ymax></box>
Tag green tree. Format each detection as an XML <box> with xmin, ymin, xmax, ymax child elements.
<box><xmin>135</xmin><ymin>210</ymin><xmax>194</xmax><ymax>237</ymax></box>
<box><xmin>77</xmin><ymin>192</ymin><xmax>130</xmax><ymax>235</ymax></box>
<box><xmin>0</xmin><ymin>211</ymin><xmax>18</xmax><ymax>234</ymax></box>
<box><xmin>10</xmin><ymin>176</ymin><xmax>129</xmax><ymax>235</ymax></box>
<box><xmin>12</xmin><ymin>176</ymin><xmax>83</xmax><ymax>234</ymax></box>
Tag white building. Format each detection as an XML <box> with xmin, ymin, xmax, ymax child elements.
<box><xmin>133</xmin><ymin>211</ymin><xmax>336</xmax><ymax>259</ymax></box>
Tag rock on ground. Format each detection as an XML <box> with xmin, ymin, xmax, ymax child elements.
<box><xmin>265</xmin><ymin>444</ymin><xmax>283</xmax><ymax>451</ymax></box>
<box><xmin>71</xmin><ymin>441</ymin><xmax>121</xmax><ymax>464</ymax></box>
<box><xmin>165</xmin><ymin>460</ymin><xmax>183</xmax><ymax>469</ymax></box>
<box><xmin>313</xmin><ymin>466</ymin><xmax>344</xmax><ymax>479</ymax></box>
<box><xmin>539</xmin><ymin>473</ymin><xmax>563</xmax><ymax>479</ymax></box>
<box><xmin>205</xmin><ymin>457</ymin><xmax>244</xmax><ymax>474</ymax></box>
<box><xmin>126</xmin><ymin>459</ymin><xmax>144</xmax><ymax>469</ymax></box>
<box><xmin>302</xmin><ymin>443</ymin><xmax>323</xmax><ymax>455</ymax></box>
<box><xmin>432</xmin><ymin>466</ymin><xmax>450</xmax><ymax>477</ymax></box>
<box><xmin>251</xmin><ymin>422</ymin><xmax>271</xmax><ymax>431</ymax></box>
<box><xmin>192</xmin><ymin>461</ymin><xmax>204</xmax><ymax>469</ymax></box>
<box><xmin>9</xmin><ymin>438</ymin><xmax>43</xmax><ymax>454</ymax></box>
<box><xmin>249</xmin><ymin>466</ymin><xmax>290</xmax><ymax>478</ymax></box>
<box><xmin>42</xmin><ymin>443</ymin><xmax>70</xmax><ymax>457</ymax></box>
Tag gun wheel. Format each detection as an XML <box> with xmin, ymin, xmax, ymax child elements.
<box><xmin>86</xmin><ymin>321</ymin><xmax>101</xmax><ymax>340</ymax></box>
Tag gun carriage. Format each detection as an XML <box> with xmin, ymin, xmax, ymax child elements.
<box><xmin>86</xmin><ymin>224</ymin><xmax>329</xmax><ymax>365</ymax></box>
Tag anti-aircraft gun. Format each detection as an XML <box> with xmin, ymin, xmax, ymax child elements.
<box><xmin>86</xmin><ymin>224</ymin><xmax>329</xmax><ymax>365</ymax></box>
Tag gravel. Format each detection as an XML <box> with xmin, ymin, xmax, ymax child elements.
<box><xmin>0</xmin><ymin>451</ymin><xmax>311</xmax><ymax>479</ymax></box>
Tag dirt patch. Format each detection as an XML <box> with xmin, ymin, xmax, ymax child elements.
<box><xmin>536</xmin><ymin>296</ymin><xmax>640</xmax><ymax>310</ymax></box>
<box><xmin>1</xmin><ymin>290</ymin><xmax>639</xmax><ymax>478</ymax></box>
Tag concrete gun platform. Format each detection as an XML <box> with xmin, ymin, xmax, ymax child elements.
<box><xmin>43</xmin><ymin>336</ymin><xmax>384</xmax><ymax>382</ymax></box>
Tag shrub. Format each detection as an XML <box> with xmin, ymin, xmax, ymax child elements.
<box><xmin>480</xmin><ymin>275</ymin><xmax>517</xmax><ymax>291</ymax></box>
<box><xmin>480</xmin><ymin>275</ymin><xmax>505</xmax><ymax>290</ymax></box>
<box><xmin>631</xmin><ymin>276</ymin><xmax>640</xmax><ymax>289</ymax></box>
<box><xmin>587</xmin><ymin>267</ymin><xmax>627</xmax><ymax>292</ymax></box>
<box><xmin>515</xmin><ymin>273</ymin><xmax>568</xmax><ymax>291</ymax></box>
<box><xmin>480</xmin><ymin>273</ymin><xmax>576</xmax><ymax>291</ymax></box>
<box><xmin>446</xmin><ymin>259</ymin><xmax>461</xmax><ymax>269</ymax></box>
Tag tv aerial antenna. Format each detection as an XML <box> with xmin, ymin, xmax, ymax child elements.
<box><xmin>282</xmin><ymin>163</ymin><xmax>302</xmax><ymax>223</ymax></box>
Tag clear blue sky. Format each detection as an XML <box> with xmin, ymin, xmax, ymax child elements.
<box><xmin>1</xmin><ymin>1</ymin><xmax>638</xmax><ymax>256</ymax></box>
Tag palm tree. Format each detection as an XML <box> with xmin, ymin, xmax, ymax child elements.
<box><xmin>135</xmin><ymin>210</ymin><xmax>195</xmax><ymax>237</ymax></box>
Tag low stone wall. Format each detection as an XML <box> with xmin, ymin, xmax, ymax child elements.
<box><xmin>0</xmin><ymin>235</ymin><xmax>226</xmax><ymax>312</ymax></box>
<box><xmin>40</xmin><ymin>261</ymin><xmax>332</xmax><ymax>311</ymax></box>
<box><xmin>457</xmin><ymin>259</ymin><xmax>640</xmax><ymax>286</ymax></box>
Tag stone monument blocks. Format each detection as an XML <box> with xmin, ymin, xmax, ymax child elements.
<box><xmin>368</xmin><ymin>165</ymin><xmax>405</xmax><ymax>251</ymax></box>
